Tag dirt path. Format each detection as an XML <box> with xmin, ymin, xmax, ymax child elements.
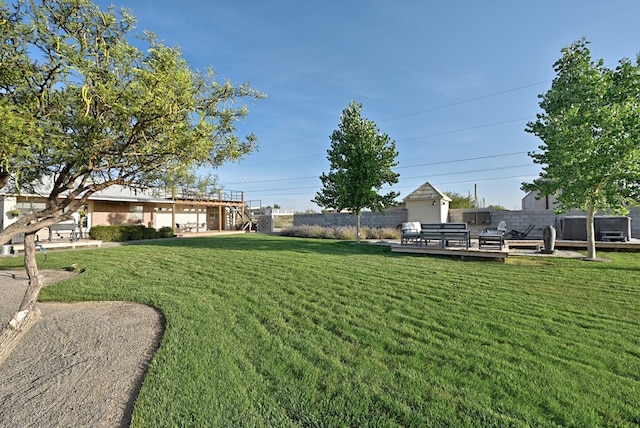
<box><xmin>0</xmin><ymin>270</ymin><xmax>164</xmax><ymax>427</ymax></box>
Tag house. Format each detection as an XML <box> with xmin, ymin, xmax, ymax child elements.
<box><xmin>521</xmin><ymin>190</ymin><xmax>559</xmax><ymax>210</ymax></box>
<box><xmin>403</xmin><ymin>182</ymin><xmax>451</xmax><ymax>223</ymax></box>
<box><xmin>1</xmin><ymin>183</ymin><xmax>249</xmax><ymax>241</ymax></box>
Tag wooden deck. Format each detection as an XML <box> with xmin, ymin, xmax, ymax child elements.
<box><xmin>390</xmin><ymin>241</ymin><xmax>509</xmax><ymax>261</ymax></box>
<box><xmin>507</xmin><ymin>239</ymin><xmax>640</xmax><ymax>251</ymax></box>
<box><xmin>390</xmin><ymin>237</ymin><xmax>640</xmax><ymax>261</ymax></box>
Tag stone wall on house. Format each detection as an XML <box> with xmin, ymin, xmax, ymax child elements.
<box><xmin>293</xmin><ymin>208</ymin><xmax>408</xmax><ymax>229</ymax></box>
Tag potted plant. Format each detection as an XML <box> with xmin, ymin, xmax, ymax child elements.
<box><xmin>8</xmin><ymin>209</ymin><xmax>20</xmax><ymax>217</ymax></box>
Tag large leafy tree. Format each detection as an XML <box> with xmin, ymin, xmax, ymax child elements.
<box><xmin>523</xmin><ymin>39</ymin><xmax>640</xmax><ymax>259</ymax></box>
<box><xmin>0</xmin><ymin>0</ymin><xmax>263</xmax><ymax>350</ymax></box>
<box><xmin>313</xmin><ymin>101</ymin><xmax>399</xmax><ymax>243</ymax></box>
<box><xmin>444</xmin><ymin>191</ymin><xmax>472</xmax><ymax>209</ymax></box>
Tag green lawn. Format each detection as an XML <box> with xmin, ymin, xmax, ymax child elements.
<box><xmin>2</xmin><ymin>234</ymin><xmax>639</xmax><ymax>427</ymax></box>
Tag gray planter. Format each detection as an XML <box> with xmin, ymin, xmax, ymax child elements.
<box><xmin>541</xmin><ymin>225</ymin><xmax>556</xmax><ymax>254</ymax></box>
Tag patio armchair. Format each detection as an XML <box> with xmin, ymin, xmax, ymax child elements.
<box><xmin>400</xmin><ymin>221</ymin><xmax>422</xmax><ymax>245</ymax></box>
<box><xmin>478</xmin><ymin>221</ymin><xmax>507</xmax><ymax>249</ymax></box>
<box><xmin>482</xmin><ymin>221</ymin><xmax>507</xmax><ymax>235</ymax></box>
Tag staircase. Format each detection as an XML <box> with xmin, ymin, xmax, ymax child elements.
<box><xmin>240</xmin><ymin>200</ymin><xmax>260</xmax><ymax>231</ymax></box>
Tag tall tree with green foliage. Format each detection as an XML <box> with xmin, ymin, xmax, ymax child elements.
<box><xmin>0</xmin><ymin>0</ymin><xmax>263</xmax><ymax>354</ymax></box>
<box><xmin>313</xmin><ymin>101</ymin><xmax>399</xmax><ymax>243</ymax></box>
<box><xmin>523</xmin><ymin>39</ymin><xmax>640</xmax><ymax>259</ymax></box>
<box><xmin>444</xmin><ymin>191</ymin><xmax>473</xmax><ymax>209</ymax></box>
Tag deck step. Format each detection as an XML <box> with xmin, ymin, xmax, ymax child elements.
<box><xmin>391</xmin><ymin>244</ymin><xmax>508</xmax><ymax>261</ymax></box>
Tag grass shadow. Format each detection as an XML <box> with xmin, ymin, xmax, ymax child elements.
<box><xmin>118</xmin><ymin>234</ymin><xmax>399</xmax><ymax>258</ymax></box>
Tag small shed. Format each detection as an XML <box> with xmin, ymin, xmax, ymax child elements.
<box><xmin>403</xmin><ymin>182</ymin><xmax>451</xmax><ymax>223</ymax></box>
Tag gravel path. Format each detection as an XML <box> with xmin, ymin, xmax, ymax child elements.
<box><xmin>0</xmin><ymin>270</ymin><xmax>164</xmax><ymax>427</ymax></box>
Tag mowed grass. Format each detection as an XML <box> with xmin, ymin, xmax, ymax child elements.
<box><xmin>1</xmin><ymin>234</ymin><xmax>639</xmax><ymax>427</ymax></box>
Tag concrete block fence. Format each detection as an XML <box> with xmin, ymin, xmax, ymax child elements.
<box><xmin>448</xmin><ymin>209</ymin><xmax>559</xmax><ymax>239</ymax></box>
<box><xmin>293</xmin><ymin>207</ymin><xmax>639</xmax><ymax>239</ymax></box>
<box><xmin>293</xmin><ymin>208</ymin><xmax>408</xmax><ymax>230</ymax></box>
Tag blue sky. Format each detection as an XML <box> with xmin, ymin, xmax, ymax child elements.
<box><xmin>96</xmin><ymin>0</ymin><xmax>640</xmax><ymax>211</ymax></box>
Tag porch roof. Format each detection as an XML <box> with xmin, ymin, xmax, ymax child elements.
<box><xmin>88</xmin><ymin>187</ymin><xmax>173</xmax><ymax>204</ymax></box>
<box><xmin>1</xmin><ymin>183</ymin><xmax>173</xmax><ymax>204</ymax></box>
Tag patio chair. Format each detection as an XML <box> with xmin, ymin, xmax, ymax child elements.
<box><xmin>400</xmin><ymin>222</ymin><xmax>421</xmax><ymax>245</ymax></box>
<box><xmin>481</xmin><ymin>221</ymin><xmax>507</xmax><ymax>235</ymax></box>
<box><xmin>506</xmin><ymin>223</ymin><xmax>535</xmax><ymax>240</ymax></box>
<box><xmin>478</xmin><ymin>221</ymin><xmax>507</xmax><ymax>249</ymax></box>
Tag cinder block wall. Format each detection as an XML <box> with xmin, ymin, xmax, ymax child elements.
<box><xmin>293</xmin><ymin>208</ymin><xmax>408</xmax><ymax>229</ymax></box>
<box><xmin>293</xmin><ymin>207</ymin><xmax>638</xmax><ymax>239</ymax></box>
<box><xmin>448</xmin><ymin>209</ymin><xmax>559</xmax><ymax>239</ymax></box>
<box><xmin>450</xmin><ymin>208</ymin><xmax>637</xmax><ymax>239</ymax></box>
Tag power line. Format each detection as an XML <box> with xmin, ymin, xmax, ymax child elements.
<box><xmin>240</xmin><ymin>175</ymin><xmax>319</xmax><ymax>185</ymax></box>
<box><xmin>398</xmin><ymin>164</ymin><xmax>534</xmax><ymax>181</ymax></box>
<box><xmin>377</xmin><ymin>81</ymin><xmax>550</xmax><ymax>123</ymax></box>
<box><xmin>230</xmin><ymin>150</ymin><xmax>534</xmax><ymax>185</ymax></box>
<box><xmin>431</xmin><ymin>174</ymin><xmax>538</xmax><ymax>188</ymax></box>
<box><xmin>225</xmin><ymin>115</ymin><xmax>536</xmax><ymax>171</ymax></box>
<box><xmin>245</xmin><ymin>173</ymin><xmax>539</xmax><ymax>199</ymax></box>
<box><xmin>245</xmin><ymin>163</ymin><xmax>537</xmax><ymax>193</ymax></box>
<box><xmin>395</xmin><ymin>151</ymin><xmax>532</xmax><ymax>170</ymax></box>
<box><xmin>257</xmin><ymin>80</ymin><xmax>549</xmax><ymax>149</ymax></box>
<box><xmin>396</xmin><ymin>116</ymin><xmax>535</xmax><ymax>143</ymax></box>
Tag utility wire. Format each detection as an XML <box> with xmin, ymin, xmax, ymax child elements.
<box><xmin>229</xmin><ymin>150</ymin><xmax>535</xmax><ymax>185</ymax></box>
<box><xmin>253</xmin><ymin>173</ymin><xmax>539</xmax><ymax>197</ymax></box>
<box><xmin>257</xmin><ymin>80</ymin><xmax>549</xmax><ymax>149</ymax></box>
<box><xmin>225</xmin><ymin>115</ymin><xmax>535</xmax><ymax>171</ymax></box>
<box><xmin>395</xmin><ymin>151</ymin><xmax>533</xmax><ymax>170</ymax></box>
<box><xmin>396</xmin><ymin>116</ymin><xmax>534</xmax><ymax>143</ymax></box>
<box><xmin>246</xmin><ymin>164</ymin><xmax>537</xmax><ymax>193</ymax></box>
<box><xmin>378</xmin><ymin>81</ymin><xmax>550</xmax><ymax>123</ymax></box>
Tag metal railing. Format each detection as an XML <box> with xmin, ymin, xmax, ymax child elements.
<box><xmin>151</xmin><ymin>188</ymin><xmax>250</xmax><ymax>203</ymax></box>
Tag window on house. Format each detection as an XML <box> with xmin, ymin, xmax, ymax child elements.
<box><xmin>130</xmin><ymin>204</ymin><xmax>144</xmax><ymax>220</ymax></box>
<box><xmin>15</xmin><ymin>202</ymin><xmax>46</xmax><ymax>213</ymax></box>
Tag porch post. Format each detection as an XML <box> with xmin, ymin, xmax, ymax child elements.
<box><xmin>172</xmin><ymin>203</ymin><xmax>177</xmax><ymax>232</ymax></box>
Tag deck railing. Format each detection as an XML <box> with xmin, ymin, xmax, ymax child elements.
<box><xmin>152</xmin><ymin>188</ymin><xmax>248</xmax><ymax>203</ymax></box>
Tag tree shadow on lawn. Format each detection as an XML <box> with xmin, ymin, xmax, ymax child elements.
<box><xmin>119</xmin><ymin>234</ymin><xmax>400</xmax><ymax>258</ymax></box>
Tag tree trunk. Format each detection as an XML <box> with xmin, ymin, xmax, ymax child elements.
<box><xmin>0</xmin><ymin>231</ymin><xmax>44</xmax><ymax>365</ymax></box>
<box><xmin>0</xmin><ymin>307</ymin><xmax>41</xmax><ymax>365</ymax></box>
<box><xmin>586</xmin><ymin>202</ymin><xmax>597</xmax><ymax>260</ymax></box>
<box><xmin>356</xmin><ymin>211</ymin><xmax>361</xmax><ymax>244</ymax></box>
<box><xmin>20</xmin><ymin>232</ymin><xmax>44</xmax><ymax>312</ymax></box>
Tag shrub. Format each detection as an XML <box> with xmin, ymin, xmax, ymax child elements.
<box><xmin>364</xmin><ymin>227</ymin><xmax>400</xmax><ymax>240</ymax></box>
<box><xmin>333</xmin><ymin>226</ymin><xmax>357</xmax><ymax>240</ymax></box>
<box><xmin>280</xmin><ymin>225</ymin><xmax>400</xmax><ymax>240</ymax></box>
<box><xmin>319</xmin><ymin>227</ymin><xmax>335</xmax><ymax>239</ymax></box>
<box><xmin>158</xmin><ymin>227</ymin><xmax>176</xmax><ymax>238</ymax></box>
<box><xmin>89</xmin><ymin>224</ymin><xmax>174</xmax><ymax>242</ymax></box>
<box><xmin>281</xmin><ymin>225</ymin><xmax>323</xmax><ymax>238</ymax></box>
<box><xmin>89</xmin><ymin>225</ymin><xmax>116</xmax><ymax>241</ymax></box>
<box><xmin>381</xmin><ymin>227</ymin><xmax>401</xmax><ymax>239</ymax></box>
